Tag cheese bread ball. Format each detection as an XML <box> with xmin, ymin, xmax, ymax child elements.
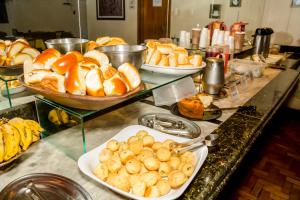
<box><xmin>106</xmin><ymin>173</ymin><xmax>118</xmax><ymax>186</ymax></box>
<box><xmin>145</xmin><ymin>185</ymin><xmax>161</xmax><ymax>198</ymax></box>
<box><xmin>152</xmin><ymin>142</ymin><xmax>163</xmax><ymax>151</ymax></box>
<box><xmin>126</xmin><ymin>158</ymin><xmax>142</xmax><ymax>174</ymax></box>
<box><xmin>118</xmin><ymin>167</ymin><xmax>130</xmax><ymax>178</ymax></box>
<box><xmin>118</xmin><ymin>141</ymin><xmax>129</xmax><ymax>151</ymax></box>
<box><xmin>119</xmin><ymin>149</ymin><xmax>134</xmax><ymax>164</ymax></box>
<box><xmin>128</xmin><ymin>136</ymin><xmax>139</xmax><ymax>144</ymax></box>
<box><xmin>144</xmin><ymin>157</ymin><xmax>160</xmax><ymax>171</ymax></box>
<box><xmin>141</xmin><ymin>171</ymin><xmax>159</xmax><ymax>187</ymax></box>
<box><xmin>168</xmin><ymin>170</ymin><xmax>187</xmax><ymax>188</ymax></box>
<box><xmin>129</xmin><ymin>174</ymin><xmax>141</xmax><ymax>187</ymax></box>
<box><xmin>156</xmin><ymin>179</ymin><xmax>171</xmax><ymax>196</ymax></box>
<box><xmin>156</xmin><ymin>147</ymin><xmax>171</xmax><ymax>162</ymax></box>
<box><xmin>129</xmin><ymin>139</ymin><xmax>143</xmax><ymax>155</ymax></box>
<box><xmin>106</xmin><ymin>155</ymin><xmax>122</xmax><ymax>173</ymax></box>
<box><xmin>99</xmin><ymin>148</ymin><xmax>113</xmax><ymax>162</ymax></box>
<box><xmin>137</xmin><ymin>148</ymin><xmax>154</xmax><ymax>162</ymax></box>
<box><xmin>113</xmin><ymin>174</ymin><xmax>131</xmax><ymax>192</ymax></box>
<box><xmin>136</xmin><ymin>130</ymin><xmax>148</xmax><ymax>138</ymax></box>
<box><xmin>142</xmin><ymin>135</ymin><xmax>154</xmax><ymax>147</ymax></box>
<box><xmin>93</xmin><ymin>163</ymin><xmax>109</xmax><ymax>181</ymax></box>
<box><xmin>180</xmin><ymin>151</ymin><xmax>196</xmax><ymax>165</ymax></box>
<box><xmin>140</xmin><ymin>164</ymin><xmax>149</xmax><ymax>173</ymax></box>
<box><xmin>158</xmin><ymin>162</ymin><xmax>171</xmax><ymax>177</ymax></box>
<box><xmin>106</xmin><ymin>139</ymin><xmax>120</xmax><ymax>152</ymax></box>
<box><xmin>168</xmin><ymin>156</ymin><xmax>181</xmax><ymax>170</ymax></box>
<box><xmin>162</xmin><ymin>139</ymin><xmax>175</xmax><ymax>149</ymax></box>
<box><xmin>132</xmin><ymin>180</ymin><xmax>146</xmax><ymax>196</ymax></box>
<box><xmin>181</xmin><ymin>162</ymin><xmax>195</xmax><ymax>177</ymax></box>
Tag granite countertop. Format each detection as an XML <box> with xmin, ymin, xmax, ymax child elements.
<box><xmin>0</xmin><ymin>68</ymin><xmax>299</xmax><ymax>200</ymax></box>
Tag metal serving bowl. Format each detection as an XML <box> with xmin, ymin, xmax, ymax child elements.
<box><xmin>45</xmin><ymin>38</ymin><xmax>89</xmax><ymax>54</ymax></box>
<box><xmin>97</xmin><ymin>45</ymin><xmax>147</xmax><ymax>69</ymax></box>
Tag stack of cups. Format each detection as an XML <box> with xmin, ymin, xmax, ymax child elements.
<box><xmin>211</xmin><ymin>29</ymin><xmax>220</xmax><ymax>46</ymax></box>
<box><xmin>179</xmin><ymin>31</ymin><xmax>191</xmax><ymax>48</ymax></box>
<box><xmin>199</xmin><ymin>27</ymin><xmax>209</xmax><ymax>48</ymax></box>
<box><xmin>216</xmin><ymin>30</ymin><xmax>225</xmax><ymax>45</ymax></box>
<box><xmin>228</xmin><ymin>36</ymin><xmax>235</xmax><ymax>50</ymax></box>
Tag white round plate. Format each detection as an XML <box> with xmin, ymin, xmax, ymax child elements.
<box><xmin>141</xmin><ymin>62</ymin><xmax>206</xmax><ymax>76</ymax></box>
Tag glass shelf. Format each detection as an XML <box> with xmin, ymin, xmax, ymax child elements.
<box><xmin>0</xmin><ymin>75</ymin><xmax>18</xmax><ymax>108</ymax></box>
<box><xmin>35</xmin><ymin>69</ymin><xmax>201</xmax><ymax>154</ymax></box>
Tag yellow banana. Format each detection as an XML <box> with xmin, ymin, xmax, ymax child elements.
<box><xmin>1</xmin><ymin>124</ymin><xmax>20</xmax><ymax>161</ymax></box>
<box><xmin>8</xmin><ymin>118</ymin><xmax>32</xmax><ymax>150</ymax></box>
<box><xmin>24</xmin><ymin>120</ymin><xmax>43</xmax><ymax>142</ymax></box>
<box><xmin>0</xmin><ymin>129</ymin><xmax>5</xmax><ymax>163</ymax></box>
<box><xmin>48</xmin><ymin>109</ymin><xmax>62</xmax><ymax>126</ymax></box>
<box><xmin>58</xmin><ymin>109</ymin><xmax>69</xmax><ymax>124</ymax></box>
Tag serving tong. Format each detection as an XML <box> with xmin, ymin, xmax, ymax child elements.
<box><xmin>170</xmin><ymin>134</ymin><xmax>219</xmax><ymax>155</ymax></box>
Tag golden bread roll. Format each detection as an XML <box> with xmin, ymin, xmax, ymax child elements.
<box><xmin>103</xmin><ymin>73</ymin><xmax>128</xmax><ymax>96</ymax></box>
<box><xmin>145</xmin><ymin>185</ymin><xmax>161</xmax><ymax>198</ymax></box>
<box><xmin>158</xmin><ymin>55</ymin><xmax>169</xmax><ymax>66</ymax></box>
<box><xmin>11</xmin><ymin>53</ymin><xmax>32</xmax><ymax>65</ymax></box>
<box><xmin>15</xmin><ymin>38</ymin><xmax>30</xmax><ymax>46</ymax></box>
<box><xmin>180</xmin><ymin>151</ymin><xmax>196</xmax><ymax>165</ymax></box>
<box><xmin>189</xmin><ymin>54</ymin><xmax>202</xmax><ymax>67</ymax></box>
<box><xmin>152</xmin><ymin>142</ymin><xmax>163</xmax><ymax>151</ymax></box>
<box><xmin>125</xmin><ymin>158</ymin><xmax>141</xmax><ymax>174</ymax></box>
<box><xmin>168</xmin><ymin>156</ymin><xmax>181</xmax><ymax>170</ymax></box>
<box><xmin>21</xmin><ymin>47</ymin><xmax>40</xmax><ymax>58</ymax></box>
<box><xmin>84</xmin><ymin>50</ymin><xmax>109</xmax><ymax>67</ymax></box>
<box><xmin>149</xmin><ymin>50</ymin><xmax>161</xmax><ymax>65</ymax></box>
<box><xmin>100</xmin><ymin>64</ymin><xmax>117</xmax><ymax>80</ymax></box>
<box><xmin>118</xmin><ymin>63</ymin><xmax>141</xmax><ymax>90</ymax></box>
<box><xmin>28</xmin><ymin>72</ymin><xmax>66</xmax><ymax>93</ymax></box>
<box><xmin>143</xmin><ymin>156</ymin><xmax>160</xmax><ymax>171</ymax></box>
<box><xmin>162</xmin><ymin>139</ymin><xmax>175</xmax><ymax>150</ymax></box>
<box><xmin>137</xmin><ymin>149</ymin><xmax>154</xmax><ymax>162</ymax></box>
<box><xmin>96</xmin><ymin>36</ymin><xmax>112</xmax><ymax>46</ymax></box>
<box><xmin>119</xmin><ymin>149</ymin><xmax>135</xmax><ymax>164</ymax></box>
<box><xmin>80</xmin><ymin>57</ymin><xmax>100</xmax><ymax>68</ymax></box>
<box><xmin>174</xmin><ymin>47</ymin><xmax>188</xmax><ymax>55</ymax></box>
<box><xmin>93</xmin><ymin>163</ymin><xmax>109</xmax><ymax>181</ymax></box>
<box><xmin>136</xmin><ymin>130</ymin><xmax>148</xmax><ymax>138</ymax></box>
<box><xmin>141</xmin><ymin>171</ymin><xmax>159</xmax><ymax>187</ymax></box>
<box><xmin>7</xmin><ymin>41</ymin><xmax>27</xmax><ymax>58</ymax></box>
<box><xmin>52</xmin><ymin>53</ymin><xmax>78</xmax><ymax>75</ymax></box>
<box><xmin>156</xmin><ymin>147</ymin><xmax>171</xmax><ymax>162</ymax></box>
<box><xmin>65</xmin><ymin>63</ymin><xmax>86</xmax><ymax>95</ymax></box>
<box><xmin>106</xmin><ymin>155</ymin><xmax>122</xmax><ymax>173</ymax></box>
<box><xmin>99</xmin><ymin>148</ymin><xmax>113</xmax><ymax>162</ymax></box>
<box><xmin>157</xmin><ymin>44</ymin><xmax>174</xmax><ymax>55</ymax></box>
<box><xmin>181</xmin><ymin>162</ymin><xmax>195</xmax><ymax>177</ymax></box>
<box><xmin>43</xmin><ymin>48</ymin><xmax>61</xmax><ymax>57</ymax></box>
<box><xmin>142</xmin><ymin>135</ymin><xmax>154</xmax><ymax>147</ymax></box>
<box><xmin>177</xmin><ymin>53</ymin><xmax>189</xmax><ymax>65</ymax></box>
<box><xmin>128</xmin><ymin>139</ymin><xmax>143</xmax><ymax>155</ymax></box>
<box><xmin>177</xmin><ymin>97</ymin><xmax>204</xmax><ymax>119</ymax></box>
<box><xmin>168</xmin><ymin>53</ymin><xmax>178</xmax><ymax>66</ymax></box>
<box><xmin>86</xmin><ymin>68</ymin><xmax>105</xmax><ymax>97</ymax></box>
<box><xmin>168</xmin><ymin>170</ymin><xmax>187</xmax><ymax>188</ymax></box>
<box><xmin>67</xmin><ymin>51</ymin><xmax>84</xmax><ymax>62</ymax></box>
<box><xmin>33</xmin><ymin>52</ymin><xmax>59</xmax><ymax>69</ymax></box>
<box><xmin>127</xmin><ymin>136</ymin><xmax>139</xmax><ymax>144</ymax></box>
<box><xmin>106</xmin><ymin>139</ymin><xmax>119</xmax><ymax>151</ymax></box>
<box><xmin>87</xmin><ymin>41</ymin><xmax>98</xmax><ymax>51</ymax></box>
<box><xmin>132</xmin><ymin>180</ymin><xmax>146</xmax><ymax>197</ymax></box>
<box><xmin>156</xmin><ymin>179</ymin><xmax>171</xmax><ymax>196</ymax></box>
<box><xmin>158</xmin><ymin>162</ymin><xmax>171</xmax><ymax>177</ymax></box>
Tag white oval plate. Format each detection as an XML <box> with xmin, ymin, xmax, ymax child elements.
<box><xmin>78</xmin><ymin>125</ymin><xmax>208</xmax><ymax>200</ymax></box>
<box><xmin>141</xmin><ymin>62</ymin><xmax>206</xmax><ymax>76</ymax></box>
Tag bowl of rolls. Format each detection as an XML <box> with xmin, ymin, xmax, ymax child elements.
<box><xmin>78</xmin><ymin>125</ymin><xmax>208</xmax><ymax>200</ymax></box>
<box><xmin>141</xmin><ymin>41</ymin><xmax>205</xmax><ymax>75</ymax></box>
<box><xmin>0</xmin><ymin>39</ymin><xmax>40</xmax><ymax>76</ymax></box>
<box><xmin>20</xmin><ymin>48</ymin><xmax>144</xmax><ymax>110</ymax></box>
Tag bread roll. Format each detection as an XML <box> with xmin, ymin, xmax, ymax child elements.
<box><xmin>87</xmin><ymin>41</ymin><xmax>98</xmax><ymax>51</ymax></box>
<box><xmin>33</xmin><ymin>52</ymin><xmax>59</xmax><ymax>69</ymax></box>
<box><xmin>43</xmin><ymin>48</ymin><xmax>61</xmax><ymax>57</ymax></box>
<box><xmin>84</xmin><ymin>50</ymin><xmax>109</xmax><ymax>67</ymax></box>
<box><xmin>157</xmin><ymin>44</ymin><xmax>174</xmax><ymax>54</ymax></box>
<box><xmin>168</xmin><ymin>53</ymin><xmax>178</xmax><ymax>67</ymax></box>
<box><xmin>0</xmin><ymin>43</ymin><xmax>6</xmax><ymax>52</ymax></box>
<box><xmin>7</xmin><ymin>41</ymin><xmax>27</xmax><ymax>58</ymax></box>
<box><xmin>96</xmin><ymin>36</ymin><xmax>112</xmax><ymax>46</ymax></box>
<box><xmin>81</xmin><ymin>57</ymin><xmax>100</xmax><ymax>68</ymax></box>
<box><xmin>189</xmin><ymin>55</ymin><xmax>202</xmax><ymax>67</ymax></box>
<box><xmin>158</xmin><ymin>55</ymin><xmax>169</xmax><ymax>66</ymax></box>
<box><xmin>86</xmin><ymin>68</ymin><xmax>105</xmax><ymax>96</ymax></box>
<box><xmin>177</xmin><ymin>53</ymin><xmax>189</xmax><ymax>65</ymax></box>
<box><xmin>106</xmin><ymin>37</ymin><xmax>126</xmax><ymax>46</ymax></box>
<box><xmin>168</xmin><ymin>170</ymin><xmax>187</xmax><ymax>188</ymax></box>
<box><xmin>174</xmin><ymin>47</ymin><xmax>188</xmax><ymax>55</ymax></box>
<box><xmin>52</xmin><ymin>53</ymin><xmax>78</xmax><ymax>75</ymax></box>
<box><xmin>65</xmin><ymin>63</ymin><xmax>86</xmax><ymax>95</ymax></box>
<box><xmin>177</xmin><ymin>97</ymin><xmax>204</xmax><ymax>119</ymax></box>
<box><xmin>197</xmin><ymin>93</ymin><xmax>213</xmax><ymax>108</ymax></box>
<box><xmin>15</xmin><ymin>38</ymin><xmax>30</xmax><ymax>46</ymax></box>
<box><xmin>168</xmin><ymin>156</ymin><xmax>181</xmax><ymax>170</ymax></box>
<box><xmin>11</xmin><ymin>53</ymin><xmax>32</xmax><ymax>65</ymax></box>
<box><xmin>103</xmin><ymin>73</ymin><xmax>128</xmax><ymax>96</ymax></box>
<box><xmin>21</xmin><ymin>47</ymin><xmax>40</xmax><ymax>58</ymax></box>
<box><xmin>67</xmin><ymin>51</ymin><xmax>84</xmax><ymax>62</ymax></box>
<box><xmin>100</xmin><ymin>64</ymin><xmax>117</xmax><ymax>80</ymax></box>
<box><xmin>149</xmin><ymin>50</ymin><xmax>161</xmax><ymax>65</ymax></box>
<box><xmin>118</xmin><ymin>63</ymin><xmax>141</xmax><ymax>90</ymax></box>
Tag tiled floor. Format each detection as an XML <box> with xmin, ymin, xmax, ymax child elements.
<box><xmin>217</xmin><ymin>107</ymin><xmax>300</xmax><ymax>200</ymax></box>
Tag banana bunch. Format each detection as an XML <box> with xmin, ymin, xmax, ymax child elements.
<box><xmin>48</xmin><ymin>109</ymin><xmax>78</xmax><ymax>127</ymax></box>
<box><xmin>0</xmin><ymin>117</ymin><xmax>43</xmax><ymax>163</ymax></box>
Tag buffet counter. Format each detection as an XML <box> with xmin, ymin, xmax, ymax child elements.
<box><xmin>1</xmin><ymin>67</ymin><xmax>298</xmax><ymax>199</ymax></box>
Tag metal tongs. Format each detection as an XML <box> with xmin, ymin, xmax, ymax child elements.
<box><xmin>25</xmin><ymin>181</ymin><xmax>48</xmax><ymax>200</ymax></box>
<box><xmin>170</xmin><ymin>134</ymin><xmax>219</xmax><ymax>154</ymax></box>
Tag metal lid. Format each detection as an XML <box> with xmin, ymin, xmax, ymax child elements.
<box><xmin>138</xmin><ymin>113</ymin><xmax>201</xmax><ymax>139</ymax></box>
<box><xmin>206</xmin><ymin>57</ymin><xmax>224</xmax><ymax>63</ymax></box>
<box><xmin>0</xmin><ymin>173</ymin><xmax>92</xmax><ymax>200</ymax></box>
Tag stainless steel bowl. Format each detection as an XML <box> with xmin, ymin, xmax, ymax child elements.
<box><xmin>45</xmin><ymin>38</ymin><xmax>89</xmax><ymax>54</ymax></box>
<box><xmin>97</xmin><ymin>45</ymin><xmax>147</xmax><ymax>69</ymax></box>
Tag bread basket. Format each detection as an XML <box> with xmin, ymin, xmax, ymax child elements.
<box><xmin>19</xmin><ymin>75</ymin><xmax>144</xmax><ymax>110</ymax></box>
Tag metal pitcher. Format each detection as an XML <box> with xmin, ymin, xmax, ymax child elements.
<box><xmin>203</xmin><ymin>57</ymin><xmax>224</xmax><ymax>95</ymax></box>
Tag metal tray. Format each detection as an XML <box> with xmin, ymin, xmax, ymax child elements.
<box><xmin>0</xmin><ymin>173</ymin><xmax>92</xmax><ymax>200</ymax></box>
